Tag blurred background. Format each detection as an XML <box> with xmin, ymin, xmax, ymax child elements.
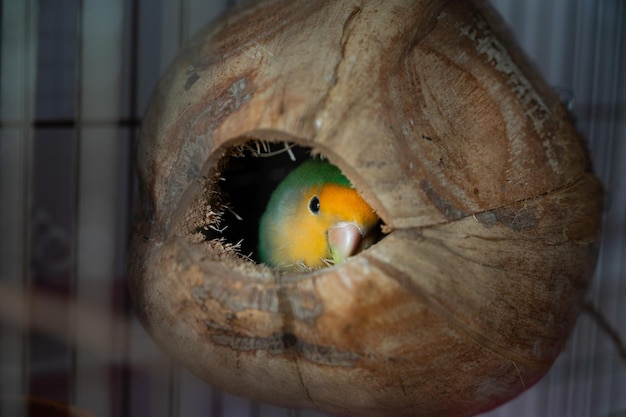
<box><xmin>0</xmin><ymin>0</ymin><xmax>624</xmax><ymax>416</ymax></box>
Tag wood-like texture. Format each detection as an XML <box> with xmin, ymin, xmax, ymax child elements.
<box><xmin>130</xmin><ymin>1</ymin><xmax>603</xmax><ymax>416</ymax></box>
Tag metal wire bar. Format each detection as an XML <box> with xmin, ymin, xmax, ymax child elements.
<box><xmin>0</xmin><ymin>3</ymin><xmax>37</xmax><ymax>415</ymax></box>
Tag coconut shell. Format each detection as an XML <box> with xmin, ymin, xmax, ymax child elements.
<box><xmin>129</xmin><ymin>0</ymin><xmax>603</xmax><ymax>416</ymax></box>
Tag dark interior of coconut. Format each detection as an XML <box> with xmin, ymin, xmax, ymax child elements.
<box><xmin>185</xmin><ymin>140</ymin><xmax>385</xmax><ymax>270</ymax></box>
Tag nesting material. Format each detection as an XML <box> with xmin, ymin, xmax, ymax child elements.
<box><xmin>129</xmin><ymin>1</ymin><xmax>603</xmax><ymax>416</ymax></box>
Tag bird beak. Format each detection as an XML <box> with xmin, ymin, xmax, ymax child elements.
<box><xmin>327</xmin><ymin>223</ymin><xmax>363</xmax><ymax>265</ymax></box>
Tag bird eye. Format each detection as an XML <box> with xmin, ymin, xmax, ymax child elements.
<box><xmin>309</xmin><ymin>196</ymin><xmax>320</xmax><ymax>214</ymax></box>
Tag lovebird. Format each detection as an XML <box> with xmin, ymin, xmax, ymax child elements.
<box><xmin>258</xmin><ymin>158</ymin><xmax>380</xmax><ymax>271</ymax></box>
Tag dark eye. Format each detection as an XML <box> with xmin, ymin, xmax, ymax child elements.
<box><xmin>308</xmin><ymin>196</ymin><xmax>320</xmax><ymax>214</ymax></box>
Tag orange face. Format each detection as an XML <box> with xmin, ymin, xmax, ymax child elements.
<box><xmin>272</xmin><ymin>183</ymin><xmax>379</xmax><ymax>270</ymax></box>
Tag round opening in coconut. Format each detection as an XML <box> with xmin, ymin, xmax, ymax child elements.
<box><xmin>188</xmin><ymin>140</ymin><xmax>385</xmax><ymax>271</ymax></box>
<box><xmin>129</xmin><ymin>1</ymin><xmax>603</xmax><ymax>416</ymax></box>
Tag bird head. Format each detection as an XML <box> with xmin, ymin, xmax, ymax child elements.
<box><xmin>258</xmin><ymin>159</ymin><xmax>379</xmax><ymax>271</ymax></box>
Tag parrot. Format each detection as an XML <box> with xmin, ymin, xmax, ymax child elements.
<box><xmin>258</xmin><ymin>157</ymin><xmax>380</xmax><ymax>271</ymax></box>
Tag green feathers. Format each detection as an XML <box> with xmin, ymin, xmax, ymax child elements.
<box><xmin>272</xmin><ymin>158</ymin><xmax>350</xmax><ymax>192</ymax></box>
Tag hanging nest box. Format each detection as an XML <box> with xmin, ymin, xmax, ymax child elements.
<box><xmin>129</xmin><ymin>0</ymin><xmax>603</xmax><ymax>416</ymax></box>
